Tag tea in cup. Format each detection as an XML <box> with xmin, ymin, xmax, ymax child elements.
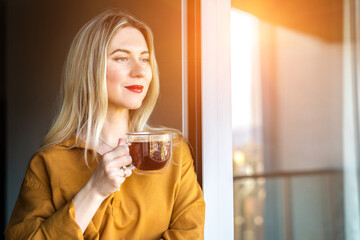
<box><xmin>126</xmin><ymin>131</ymin><xmax>173</xmax><ymax>174</ymax></box>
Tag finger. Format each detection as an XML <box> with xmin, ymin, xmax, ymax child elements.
<box><xmin>124</xmin><ymin>167</ymin><xmax>132</xmax><ymax>177</ymax></box>
<box><xmin>119</xmin><ymin>168</ymin><xmax>125</xmax><ymax>178</ymax></box>
<box><xmin>108</xmin><ymin>168</ymin><xmax>126</xmax><ymax>178</ymax></box>
<box><xmin>103</xmin><ymin>157</ymin><xmax>132</xmax><ymax>177</ymax></box>
<box><xmin>106</xmin><ymin>155</ymin><xmax>132</xmax><ymax>169</ymax></box>
<box><xmin>118</xmin><ymin>138</ymin><xmax>126</xmax><ymax>146</ymax></box>
<box><xmin>102</xmin><ymin>145</ymin><xmax>129</xmax><ymax>161</ymax></box>
<box><xmin>106</xmin><ymin>166</ymin><xmax>123</xmax><ymax>175</ymax></box>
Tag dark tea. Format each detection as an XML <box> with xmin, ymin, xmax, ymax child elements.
<box><xmin>129</xmin><ymin>140</ymin><xmax>172</xmax><ymax>170</ymax></box>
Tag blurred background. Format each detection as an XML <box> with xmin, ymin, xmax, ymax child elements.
<box><xmin>231</xmin><ymin>0</ymin><xmax>359</xmax><ymax>239</ymax></box>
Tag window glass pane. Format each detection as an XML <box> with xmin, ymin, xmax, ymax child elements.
<box><xmin>231</xmin><ymin>0</ymin><xmax>360</xmax><ymax>239</ymax></box>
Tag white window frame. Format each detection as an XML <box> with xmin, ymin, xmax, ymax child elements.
<box><xmin>201</xmin><ymin>0</ymin><xmax>234</xmax><ymax>238</ymax></box>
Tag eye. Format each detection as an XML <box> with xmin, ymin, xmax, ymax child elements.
<box><xmin>116</xmin><ymin>57</ymin><xmax>128</xmax><ymax>62</ymax></box>
<box><xmin>140</xmin><ymin>58</ymin><xmax>150</xmax><ymax>63</ymax></box>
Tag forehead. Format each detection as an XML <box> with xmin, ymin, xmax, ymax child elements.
<box><xmin>108</xmin><ymin>26</ymin><xmax>148</xmax><ymax>52</ymax></box>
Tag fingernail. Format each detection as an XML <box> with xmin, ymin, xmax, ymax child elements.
<box><xmin>129</xmin><ymin>164</ymin><xmax>135</xmax><ymax>170</ymax></box>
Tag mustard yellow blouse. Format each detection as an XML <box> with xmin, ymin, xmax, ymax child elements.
<box><xmin>5</xmin><ymin>136</ymin><xmax>205</xmax><ymax>239</ymax></box>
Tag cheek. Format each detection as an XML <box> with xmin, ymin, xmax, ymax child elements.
<box><xmin>106</xmin><ymin>65</ymin><xmax>119</xmax><ymax>84</ymax></box>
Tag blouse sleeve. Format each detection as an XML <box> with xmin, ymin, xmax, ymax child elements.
<box><xmin>162</xmin><ymin>141</ymin><xmax>205</xmax><ymax>240</ymax></box>
<box><xmin>4</xmin><ymin>153</ymin><xmax>84</xmax><ymax>240</ymax></box>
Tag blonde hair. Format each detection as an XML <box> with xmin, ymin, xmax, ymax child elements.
<box><xmin>42</xmin><ymin>9</ymin><xmax>160</xmax><ymax>158</ymax></box>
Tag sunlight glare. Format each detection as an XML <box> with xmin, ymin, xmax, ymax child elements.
<box><xmin>231</xmin><ymin>9</ymin><xmax>259</xmax><ymax>131</ymax></box>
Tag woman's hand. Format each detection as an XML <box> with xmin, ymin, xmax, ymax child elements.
<box><xmin>73</xmin><ymin>138</ymin><xmax>133</xmax><ymax>233</ymax></box>
<box><xmin>88</xmin><ymin>138</ymin><xmax>133</xmax><ymax>199</ymax></box>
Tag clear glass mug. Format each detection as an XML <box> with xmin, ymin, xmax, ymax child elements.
<box><xmin>126</xmin><ymin>131</ymin><xmax>173</xmax><ymax>174</ymax></box>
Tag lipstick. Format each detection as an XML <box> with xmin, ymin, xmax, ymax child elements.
<box><xmin>125</xmin><ymin>85</ymin><xmax>144</xmax><ymax>93</ymax></box>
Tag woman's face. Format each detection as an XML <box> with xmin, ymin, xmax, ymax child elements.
<box><xmin>106</xmin><ymin>26</ymin><xmax>152</xmax><ymax>110</ymax></box>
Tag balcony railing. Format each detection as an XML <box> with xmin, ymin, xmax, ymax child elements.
<box><xmin>233</xmin><ymin>169</ymin><xmax>344</xmax><ymax>240</ymax></box>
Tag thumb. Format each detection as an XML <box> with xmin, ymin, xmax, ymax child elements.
<box><xmin>118</xmin><ymin>138</ymin><xmax>126</xmax><ymax>146</ymax></box>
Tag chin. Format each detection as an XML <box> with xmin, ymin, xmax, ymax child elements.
<box><xmin>126</xmin><ymin>102</ymin><xmax>144</xmax><ymax>110</ymax></box>
<box><xmin>110</xmin><ymin>96</ymin><xmax>146</xmax><ymax>110</ymax></box>
<box><xmin>128</xmin><ymin>105</ymin><xmax>142</xmax><ymax>110</ymax></box>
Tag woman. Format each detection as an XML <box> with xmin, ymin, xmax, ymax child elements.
<box><xmin>5</xmin><ymin>9</ymin><xmax>205</xmax><ymax>239</ymax></box>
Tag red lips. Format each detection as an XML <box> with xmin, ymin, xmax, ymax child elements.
<box><xmin>125</xmin><ymin>85</ymin><xmax>144</xmax><ymax>93</ymax></box>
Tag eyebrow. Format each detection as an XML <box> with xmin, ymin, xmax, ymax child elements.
<box><xmin>110</xmin><ymin>48</ymin><xmax>149</xmax><ymax>55</ymax></box>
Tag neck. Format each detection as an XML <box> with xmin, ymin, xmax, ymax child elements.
<box><xmin>100</xmin><ymin>106</ymin><xmax>129</xmax><ymax>147</ymax></box>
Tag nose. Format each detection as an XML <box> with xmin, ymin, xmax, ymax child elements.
<box><xmin>129</xmin><ymin>60</ymin><xmax>147</xmax><ymax>78</ymax></box>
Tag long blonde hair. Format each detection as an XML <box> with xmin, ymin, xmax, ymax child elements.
<box><xmin>42</xmin><ymin>9</ymin><xmax>160</xmax><ymax>158</ymax></box>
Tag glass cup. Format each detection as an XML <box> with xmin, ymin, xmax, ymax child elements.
<box><xmin>126</xmin><ymin>131</ymin><xmax>173</xmax><ymax>174</ymax></box>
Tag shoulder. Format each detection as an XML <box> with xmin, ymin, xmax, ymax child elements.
<box><xmin>36</xmin><ymin>135</ymin><xmax>87</xmax><ymax>160</ymax></box>
<box><xmin>25</xmin><ymin>141</ymin><xmax>94</xmax><ymax>190</ymax></box>
<box><xmin>35</xmin><ymin>135</ymin><xmax>91</xmax><ymax>164</ymax></box>
<box><xmin>32</xmin><ymin>143</ymin><xmax>81</xmax><ymax>165</ymax></box>
<box><xmin>173</xmin><ymin>136</ymin><xmax>190</xmax><ymax>152</ymax></box>
<box><xmin>28</xmin><ymin>145</ymin><xmax>63</xmax><ymax>171</ymax></box>
<box><xmin>172</xmin><ymin>136</ymin><xmax>194</xmax><ymax>165</ymax></box>
<box><xmin>22</xmin><ymin>146</ymin><xmax>60</xmax><ymax>191</ymax></box>
<box><xmin>26</xmin><ymin>145</ymin><xmax>65</xmax><ymax>176</ymax></box>
<box><xmin>28</xmin><ymin>140</ymin><xmax>90</xmax><ymax>178</ymax></box>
